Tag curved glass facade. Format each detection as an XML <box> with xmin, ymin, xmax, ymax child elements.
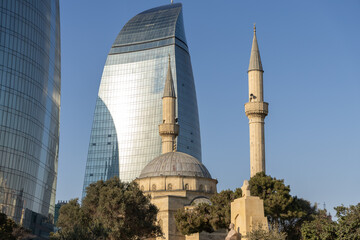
<box><xmin>83</xmin><ymin>3</ymin><xmax>201</xmax><ymax>196</ymax></box>
<box><xmin>0</xmin><ymin>0</ymin><xmax>60</xmax><ymax>224</ymax></box>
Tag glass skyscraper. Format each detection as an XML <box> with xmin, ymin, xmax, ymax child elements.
<box><xmin>83</xmin><ymin>3</ymin><xmax>201</xmax><ymax>196</ymax></box>
<box><xmin>0</xmin><ymin>0</ymin><xmax>61</xmax><ymax>232</ymax></box>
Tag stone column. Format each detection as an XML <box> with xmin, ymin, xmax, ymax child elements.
<box><xmin>159</xmin><ymin>56</ymin><xmax>179</xmax><ymax>153</ymax></box>
<box><xmin>245</xmin><ymin>25</ymin><xmax>268</xmax><ymax>177</ymax></box>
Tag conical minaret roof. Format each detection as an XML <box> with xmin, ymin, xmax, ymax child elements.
<box><xmin>163</xmin><ymin>56</ymin><xmax>176</xmax><ymax>98</ymax></box>
<box><xmin>248</xmin><ymin>25</ymin><xmax>263</xmax><ymax>72</ymax></box>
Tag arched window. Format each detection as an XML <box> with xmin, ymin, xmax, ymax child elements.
<box><xmin>140</xmin><ymin>185</ymin><xmax>144</xmax><ymax>191</ymax></box>
<box><xmin>184</xmin><ymin>183</ymin><xmax>189</xmax><ymax>190</ymax></box>
<box><xmin>199</xmin><ymin>184</ymin><xmax>204</xmax><ymax>191</ymax></box>
<box><xmin>152</xmin><ymin>184</ymin><xmax>156</xmax><ymax>191</ymax></box>
<box><xmin>167</xmin><ymin>183</ymin><xmax>172</xmax><ymax>190</ymax></box>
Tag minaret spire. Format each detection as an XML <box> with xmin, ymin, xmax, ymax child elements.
<box><xmin>245</xmin><ymin>26</ymin><xmax>268</xmax><ymax>177</ymax></box>
<box><xmin>163</xmin><ymin>55</ymin><xmax>176</xmax><ymax>98</ymax></box>
<box><xmin>159</xmin><ymin>56</ymin><xmax>179</xmax><ymax>154</ymax></box>
<box><xmin>248</xmin><ymin>23</ymin><xmax>263</xmax><ymax>72</ymax></box>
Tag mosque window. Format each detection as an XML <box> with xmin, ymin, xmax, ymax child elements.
<box><xmin>199</xmin><ymin>184</ymin><xmax>204</xmax><ymax>191</ymax></box>
<box><xmin>167</xmin><ymin>183</ymin><xmax>172</xmax><ymax>190</ymax></box>
<box><xmin>152</xmin><ymin>184</ymin><xmax>156</xmax><ymax>191</ymax></box>
<box><xmin>140</xmin><ymin>185</ymin><xmax>144</xmax><ymax>191</ymax></box>
<box><xmin>184</xmin><ymin>184</ymin><xmax>189</xmax><ymax>190</ymax></box>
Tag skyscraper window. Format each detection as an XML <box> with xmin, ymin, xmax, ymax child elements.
<box><xmin>0</xmin><ymin>0</ymin><xmax>61</xmax><ymax>233</ymax></box>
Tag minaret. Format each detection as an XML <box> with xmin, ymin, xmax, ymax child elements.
<box><xmin>245</xmin><ymin>25</ymin><xmax>269</xmax><ymax>177</ymax></box>
<box><xmin>159</xmin><ymin>56</ymin><xmax>179</xmax><ymax>154</ymax></box>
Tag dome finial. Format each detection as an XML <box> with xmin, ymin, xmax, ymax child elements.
<box><xmin>253</xmin><ymin>23</ymin><xmax>256</xmax><ymax>33</ymax></box>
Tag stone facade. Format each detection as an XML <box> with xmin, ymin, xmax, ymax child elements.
<box><xmin>231</xmin><ymin>181</ymin><xmax>268</xmax><ymax>238</ymax></box>
<box><xmin>135</xmin><ymin>176</ymin><xmax>219</xmax><ymax>240</ymax></box>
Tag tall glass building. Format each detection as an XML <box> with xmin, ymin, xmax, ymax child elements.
<box><xmin>0</xmin><ymin>0</ymin><xmax>61</xmax><ymax>231</ymax></box>
<box><xmin>83</xmin><ymin>3</ymin><xmax>201</xmax><ymax>196</ymax></box>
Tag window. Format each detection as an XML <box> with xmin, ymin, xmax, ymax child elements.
<box><xmin>184</xmin><ymin>183</ymin><xmax>189</xmax><ymax>190</ymax></box>
<box><xmin>167</xmin><ymin>183</ymin><xmax>172</xmax><ymax>190</ymax></box>
<box><xmin>152</xmin><ymin>184</ymin><xmax>156</xmax><ymax>191</ymax></box>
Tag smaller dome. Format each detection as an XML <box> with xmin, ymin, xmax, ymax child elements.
<box><xmin>139</xmin><ymin>152</ymin><xmax>211</xmax><ymax>179</ymax></box>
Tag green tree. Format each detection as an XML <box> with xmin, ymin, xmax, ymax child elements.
<box><xmin>335</xmin><ymin>203</ymin><xmax>360</xmax><ymax>240</ymax></box>
<box><xmin>0</xmin><ymin>212</ymin><xmax>34</xmax><ymax>240</ymax></box>
<box><xmin>0</xmin><ymin>212</ymin><xmax>16</xmax><ymax>240</ymax></box>
<box><xmin>209</xmin><ymin>188</ymin><xmax>242</xmax><ymax>230</ymax></box>
<box><xmin>175</xmin><ymin>188</ymin><xmax>242</xmax><ymax>235</ymax></box>
<box><xmin>301</xmin><ymin>209</ymin><xmax>337</xmax><ymax>240</ymax></box>
<box><xmin>246</xmin><ymin>224</ymin><xmax>287</xmax><ymax>240</ymax></box>
<box><xmin>249</xmin><ymin>172</ymin><xmax>316</xmax><ymax>239</ymax></box>
<box><xmin>51</xmin><ymin>177</ymin><xmax>162</xmax><ymax>240</ymax></box>
<box><xmin>175</xmin><ymin>203</ymin><xmax>213</xmax><ymax>235</ymax></box>
<box><xmin>175</xmin><ymin>173</ymin><xmax>315</xmax><ymax>239</ymax></box>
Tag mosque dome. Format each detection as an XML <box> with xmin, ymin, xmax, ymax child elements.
<box><xmin>139</xmin><ymin>152</ymin><xmax>212</xmax><ymax>179</ymax></box>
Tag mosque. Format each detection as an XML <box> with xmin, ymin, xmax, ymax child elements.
<box><xmin>135</xmin><ymin>25</ymin><xmax>268</xmax><ymax>240</ymax></box>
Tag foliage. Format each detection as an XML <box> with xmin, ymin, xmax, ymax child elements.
<box><xmin>51</xmin><ymin>177</ymin><xmax>162</xmax><ymax>240</ymax></box>
<box><xmin>301</xmin><ymin>209</ymin><xmax>337</xmax><ymax>240</ymax></box>
<box><xmin>174</xmin><ymin>188</ymin><xmax>242</xmax><ymax>235</ymax></box>
<box><xmin>175</xmin><ymin>172</ymin><xmax>316</xmax><ymax>239</ymax></box>
<box><xmin>335</xmin><ymin>203</ymin><xmax>360</xmax><ymax>240</ymax></box>
<box><xmin>246</xmin><ymin>224</ymin><xmax>287</xmax><ymax>240</ymax></box>
<box><xmin>301</xmin><ymin>204</ymin><xmax>360</xmax><ymax>240</ymax></box>
<box><xmin>0</xmin><ymin>212</ymin><xmax>34</xmax><ymax>240</ymax></box>
<box><xmin>174</xmin><ymin>203</ymin><xmax>213</xmax><ymax>235</ymax></box>
<box><xmin>208</xmin><ymin>188</ymin><xmax>242</xmax><ymax>230</ymax></box>
<box><xmin>0</xmin><ymin>212</ymin><xmax>16</xmax><ymax>240</ymax></box>
<box><xmin>249</xmin><ymin>172</ymin><xmax>316</xmax><ymax>239</ymax></box>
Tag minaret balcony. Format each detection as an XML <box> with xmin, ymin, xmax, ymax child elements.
<box><xmin>245</xmin><ymin>102</ymin><xmax>268</xmax><ymax>117</ymax></box>
<box><xmin>159</xmin><ymin>123</ymin><xmax>179</xmax><ymax>136</ymax></box>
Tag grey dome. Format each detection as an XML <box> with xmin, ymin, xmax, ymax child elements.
<box><xmin>139</xmin><ymin>152</ymin><xmax>211</xmax><ymax>179</ymax></box>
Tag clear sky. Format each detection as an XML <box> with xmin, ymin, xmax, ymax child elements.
<box><xmin>58</xmin><ymin>0</ymin><xmax>360</xmax><ymax>215</ymax></box>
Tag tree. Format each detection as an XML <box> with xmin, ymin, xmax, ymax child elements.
<box><xmin>301</xmin><ymin>203</ymin><xmax>360</xmax><ymax>240</ymax></box>
<box><xmin>0</xmin><ymin>212</ymin><xmax>35</xmax><ymax>240</ymax></box>
<box><xmin>246</xmin><ymin>224</ymin><xmax>287</xmax><ymax>240</ymax></box>
<box><xmin>175</xmin><ymin>188</ymin><xmax>242</xmax><ymax>235</ymax></box>
<box><xmin>51</xmin><ymin>177</ymin><xmax>162</xmax><ymax>240</ymax></box>
<box><xmin>175</xmin><ymin>203</ymin><xmax>213</xmax><ymax>235</ymax></box>
<box><xmin>301</xmin><ymin>209</ymin><xmax>337</xmax><ymax>240</ymax></box>
<box><xmin>175</xmin><ymin>172</ymin><xmax>315</xmax><ymax>239</ymax></box>
<box><xmin>335</xmin><ymin>203</ymin><xmax>360</xmax><ymax>240</ymax></box>
<box><xmin>249</xmin><ymin>172</ymin><xmax>316</xmax><ymax>239</ymax></box>
<box><xmin>0</xmin><ymin>212</ymin><xmax>16</xmax><ymax>240</ymax></box>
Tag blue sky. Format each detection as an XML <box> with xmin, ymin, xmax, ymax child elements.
<box><xmin>58</xmin><ymin>0</ymin><xmax>360</xmax><ymax>215</ymax></box>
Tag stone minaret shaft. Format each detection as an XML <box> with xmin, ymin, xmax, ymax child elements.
<box><xmin>159</xmin><ymin>57</ymin><xmax>179</xmax><ymax>154</ymax></box>
<box><xmin>245</xmin><ymin>25</ymin><xmax>269</xmax><ymax>177</ymax></box>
